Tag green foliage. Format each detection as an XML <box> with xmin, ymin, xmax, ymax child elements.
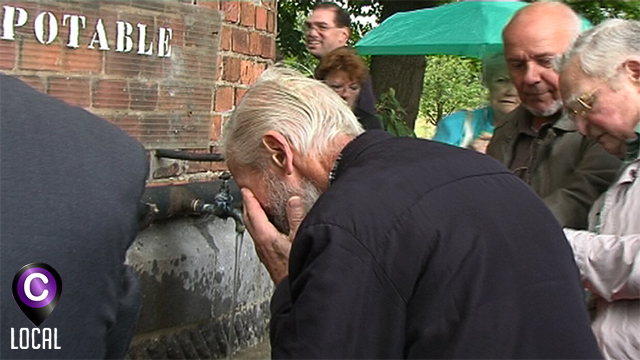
<box><xmin>420</xmin><ymin>55</ymin><xmax>487</xmax><ymax>125</ymax></box>
<box><xmin>376</xmin><ymin>88</ymin><xmax>416</xmax><ymax>137</ymax></box>
<box><xmin>566</xmin><ymin>0</ymin><xmax>640</xmax><ymax>24</ymax></box>
<box><xmin>277</xmin><ymin>1</ymin><xmax>317</xmax><ymax>69</ymax></box>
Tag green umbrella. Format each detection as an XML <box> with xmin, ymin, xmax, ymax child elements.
<box><xmin>355</xmin><ymin>1</ymin><xmax>592</xmax><ymax>59</ymax></box>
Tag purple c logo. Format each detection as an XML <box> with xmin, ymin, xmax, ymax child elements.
<box><xmin>12</xmin><ymin>263</ymin><xmax>62</xmax><ymax>327</ymax></box>
<box><xmin>16</xmin><ymin>267</ymin><xmax>57</xmax><ymax>308</ymax></box>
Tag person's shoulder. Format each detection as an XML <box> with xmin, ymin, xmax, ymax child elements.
<box><xmin>439</xmin><ymin>110</ymin><xmax>469</xmax><ymax>124</ymax></box>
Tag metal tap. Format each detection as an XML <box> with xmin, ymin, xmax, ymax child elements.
<box><xmin>192</xmin><ymin>172</ymin><xmax>245</xmax><ymax>233</ymax></box>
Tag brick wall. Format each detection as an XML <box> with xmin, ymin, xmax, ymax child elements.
<box><xmin>0</xmin><ymin>0</ymin><xmax>277</xmax><ymax>179</ymax></box>
<box><xmin>162</xmin><ymin>1</ymin><xmax>277</xmax><ymax>176</ymax></box>
<box><xmin>198</xmin><ymin>1</ymin><xmax>276</xmax><ymax>140</ymax></box>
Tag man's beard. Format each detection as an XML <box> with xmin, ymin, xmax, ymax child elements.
<box><xmin>264</xmin><ymin>172</ymin><xmax>322</xmax><ymax>234</ymax></box>
<box><xmin>523</xmin><ymin>99</ymin><xmax>563</xmax><ymax>117</ymax></box>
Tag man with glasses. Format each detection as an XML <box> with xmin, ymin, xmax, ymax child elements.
<box><xmin>486</xmin><ymin>2</ymin><xmax>620</xmax><ymax>229</ymax></box>
<box><xmin>558</xmin><ymin>19</ymin><xmax>640</xmax><ymax>360</ymax></box>
<box><xmin>305</xmin><ymin>2</ymin><xmax>381</xmax><ymax>130</ymax></box>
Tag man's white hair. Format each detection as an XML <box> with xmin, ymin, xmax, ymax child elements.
<box><xmin>557</xmin><ymin>19</ymin><xmax>640</xmax><ymax>81</ymax></box>
<box><xmin>222</xmin><ymin>65</ymin><xmax>364</xmax><ymax>170</ymax></box>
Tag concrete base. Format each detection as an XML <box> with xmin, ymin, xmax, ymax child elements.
<box><xmin>125</xmin><ymin>215</ymin><xmax>273</xmax><ymax>358</ymax></box>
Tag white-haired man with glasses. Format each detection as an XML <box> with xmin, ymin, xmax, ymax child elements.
<box><xmin>486</xmin><ymin>2</ymin><xmax>621</xmax><ymax>229</ymax></box>
<box><xmin>558</xmin><ymin>18</ymin><xmax>640</xmax><ymax>360</ymax></box>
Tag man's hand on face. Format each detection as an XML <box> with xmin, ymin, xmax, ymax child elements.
<box><xmin>241</xmin><ymin>188</ymin><xmax>306</xmax><ymax>286</ymax></box>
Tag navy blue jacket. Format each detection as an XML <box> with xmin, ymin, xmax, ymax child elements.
<box><xmin>270</xmin><ymin>130</ymin><xmax>601</xmax><ymax>359</ymax></box>
<box><xmin>1</xmin><ymin>74</ymin><xmax>148</xmax><ymax>359</ymax></box>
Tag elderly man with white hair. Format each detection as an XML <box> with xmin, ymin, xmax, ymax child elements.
<box><xmin>222</xmin><ymin>66</ymin><xmax>602</xmax><ymax>359</ymax></box>
<box><xmin>559</xmin><ymin>19</ymin><xmax>640</xmax><ymax>360</ymax></box>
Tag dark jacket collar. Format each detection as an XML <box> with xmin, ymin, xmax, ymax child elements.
<box><xmin>331</xmin><ymin>130</ymin><xmax>393</xmax><ymax>185</ymax></box>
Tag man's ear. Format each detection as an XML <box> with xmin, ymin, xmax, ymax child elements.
<box><xmin>338</xmin><ymin>27</ymin><xmax>350</xmax><ymax>46</ymax></box>
<box><xmin>262</xmin><ymin>131</ymin><xmax>295</xmax><ymax>175</ymax></box>
<box><xmin>623</xmin><ymin>58</ymin><xmax>640</xmax><ymax>85</ymax></box>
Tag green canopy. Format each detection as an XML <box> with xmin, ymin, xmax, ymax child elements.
<box><xmin>355</xmin><ymin>1</ymin><xmax>592</xmax><ymax>59</ymax></box>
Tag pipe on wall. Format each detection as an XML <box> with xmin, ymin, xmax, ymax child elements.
<box><xmin>137</xmin><ymin>177</ymin><xmax>243</xmax><ymax>232</ymax></box>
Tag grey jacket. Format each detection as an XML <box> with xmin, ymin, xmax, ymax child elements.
<box><xmin>564</xmin><ymin>156</ymin><xmax>640</xmax><ymax>360</ymax></box>
<box><xmin>487</xmin><ymin>106</ymin><xmax>621</xmax><ymax>229</ymax></box>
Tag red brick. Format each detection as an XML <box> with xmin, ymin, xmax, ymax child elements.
<box><xmin>232</xmin><ymin>28</ymin><xmax>250</xmax><ymax>55</ymax></box>
<box><xmin>219</xmin><ymin>113</ymin><xmax>232</xmax><ymax>138</ymax></box>
<box><xmin>61</xmin><ymin>47</ymin><xmax>102</xmax><ymax>73</ymax></box>
<box><xmin>201</xmin><ymin>55</ymin><xmax>219</xmax><ymax>82</ymax></box>
<box><xmin>0</xmin><ymin>41</ymin><xmax>16</xmax><ymax>70</ymax></box>
<box><xmin>111</xmin><ymin>114</ymin><xmax>142</xmax><ymax>140</ymax></box>
<box><xmin>93</xmin><ymin>80</ymin><xmax>129</xmax><ymax>109</ymax></box>
<box><xmin>216</xmin><ymin>58</ymin><xmax>223</xmax><ymax>80</ymax></box>
<box><xmin>215</xmin><ymin>86</ymin><xmax>234</xmax><ymax>112</ymax></box>
<box><xmin>140</xmin><ymin>57</ymin><xmax>166</xmax><ymax>78</ymax></box>
<box><xmin>223</xmin><ymin>56</ymin><xmax>241</xmax><ymax>82</ymax></box>
<box><xmin>19</xmin><ymin>38</ymin><xmax>63</xmax><ymax>71</ymax></box>
<box><xmin>130</xmin><ymin>0</ymin><xmax>167</xmax><ymax>12</ymax></box>
<box><xmin>249</xmin><ymin>32</ymin><xmax>261</xmax><ymax>56</ymax></box>
<box><xmin>140</xmin><ymin>114</ymin><xmax>171</xmax><ymax>145</ymax></box>
<box><xmin>267</xmin><ymin>10</ymin><xmax>275</xmax><ymax>33</ymax></box>
<box><xmin>210</xmin><ymin>114</ymin><xmax>223</xmax><ymax>141</ymax></box>
<box><xmin>240</xmin><ymin>59</ymin><xmax>255</xmax><ymax>85</ymax></box>
<box><xmin>255</xmin><ymin>61</ymin><xmax>267</xmax><ymax>76</ymax></box>
<box><xmin>223</xmin><ymin>2</ymin><xmax>240</xmax><ymax>23</ymax></box>
<box><xmin>105</xmin><ymin>51</ymin><xmax>140</xmax><ymax>77</ymax></box>
<box><xmin>173</xmin><ymin>49</ymin><xmax>201</xmax><ymax>80</ymax></box>
<box><xmin>220</xmin><ymin>26</ymin><xmax>232</xmax><ymax>51</ymax></box>
<box><xmin>158</xmin><ymin>16</ymin><xmax>185</xmax><ymax>48</ymax></box>
<box><xmin>260</xmin><ymin>34</ymin><xmax>274</xmax><ymax>59</ymax></box>
<box><xmin>47</xmin><ymin>77</ymin><xmax>92</xmax><ymax>108</ymax></box>
<box><xmin>174</xmin><ymin>48</ymin><xmax>217</xmax><ymax>81</ymax></box>
<box><xmin>251</xmin><ymin>62</ymin><xmax>266</xmax><ymax>84</ymax></box>
<box><xmin>17</xmin><ymin>76</ymin><xmax>45</xmax><ymax>93</ymax></box>
<box><xmin>158</xmin><ymin>84</ymin><xmax>213</xmax><ymax>112</ymax></box>
<box><xmin>240</xmin><ymin>1</ymin><xmax>256</xmax><ymax>28</ymax></box>
<box><xmin>198</xmin><ymin>1</ymin><xmax>220</xmax><ymax>10</ymax></box>
<box><xmin>235</xmin><ymin>87</ymin><xmax>247</xmax><ymax>106</ymax></box>
<box><xmin>172</xmin><ymin>113</ymin><xmax>210</xmax><ymax>147</ymax></box>
<box><xmin>130</xmin><ymin>81</ymin><xmax>158</xmax><ymax>111</ymax></box>
<box><xmin>256</xmin><ymin>6</ymin><xmax>268</xmax><ymax>31</ymax></box>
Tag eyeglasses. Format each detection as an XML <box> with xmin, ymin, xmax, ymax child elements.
<box><xmin>566</xmin><ymin>88</ymin><xmax>600</xmax><ymax>118</ymax></box>
<box><xmin>304</xmin><ymin>22</ymin><xmax>340</xmax><ymax>33</ymax></box>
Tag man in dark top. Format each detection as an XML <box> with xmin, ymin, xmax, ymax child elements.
<box><xmin>222</xmin><ymin>67</ymin><xmax>603</xmax><ymax>359</ymax></box>
<box><xmin>486</xmin><ymin>2</ymin><xmax>620</xmax><ymax>229</ymax></box>
<box><xmin>0</xmin><ymin>74</ymin><xmax>148</xmax><ymax>359</ymax></box>
<box><xmin>305</xmin><ymin>2</ymin><xmax>380</xmax><ymax>130</ymax></box>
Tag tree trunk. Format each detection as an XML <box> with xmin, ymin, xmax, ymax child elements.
<box><xmin>370</xmin><ymin>0</ymin><xmax>442</xmax><ymax>129</ymax></box>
